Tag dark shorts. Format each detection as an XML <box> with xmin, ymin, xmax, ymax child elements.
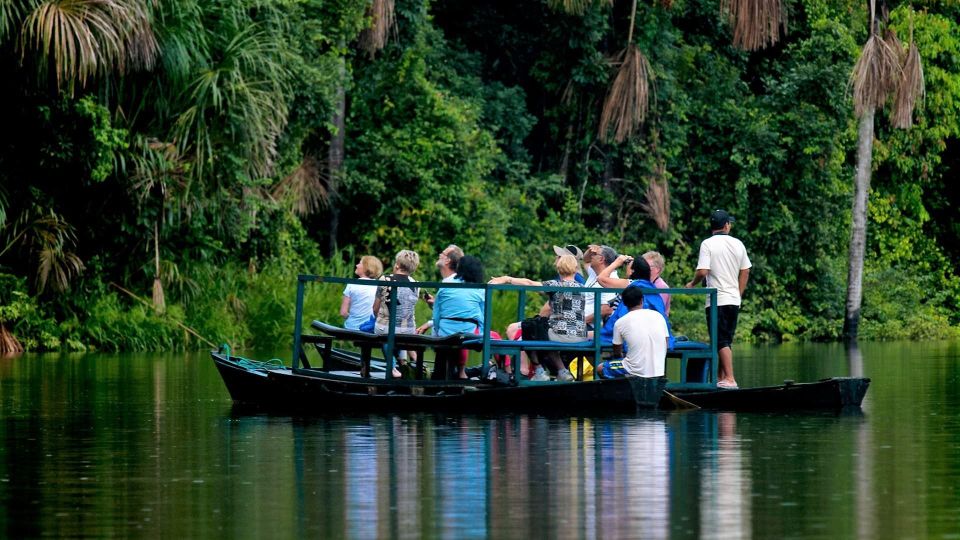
<box><xmin>706</xmin><ymin>305</ymin><xmax>740</xmax><ymax>349</ymax></box>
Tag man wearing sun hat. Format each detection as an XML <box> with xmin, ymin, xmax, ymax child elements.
<box><xmin>685</xmin><ymin>209</ymin><xmax>751</xmax><ymax>389</ymax></box>
<box><xmin>552</xmin><ymin>244</ymin><xmax>586</xmax><ymax>284</ymax></box>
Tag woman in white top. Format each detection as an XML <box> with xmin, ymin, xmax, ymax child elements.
<box><xmin>340</xmin><ymin>255</ymin><xmax>383</xmax><ymax>329</ymax></box>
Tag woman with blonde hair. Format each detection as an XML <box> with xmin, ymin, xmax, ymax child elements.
<box><xmin>340</xmin><ymin>255</ymin><xmax>383</xmax><ymax>330</ymax></box>
<box><xmin>488</xmin><ymin>254</ymin><xmax>586</xmax><ymax>381</ymax></box>
<box><xmin>372</xmin><ymin>250</ymin><xmax>421</xmax><ymax>377</ymax></box>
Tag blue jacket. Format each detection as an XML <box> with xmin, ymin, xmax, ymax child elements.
<box><xmin>600</xmin><ymin>279</ymin><xmax>673</xmax><ymax>347</ymax></box>
<box><xmin>432</xmin><ymin>279</ymin><xmax>485</xmax><ymax>336</ymax></box>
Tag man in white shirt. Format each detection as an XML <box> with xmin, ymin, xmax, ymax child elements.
<box><xmin>582</xmin><ymin>244</ymin><xmax>619</xmax><ymax>325</ymax></box>
<box><xmin>685</xmin><ymin>209</ymin><xmax>752</xmax><ymax>389</ymax></box>
<box><xmin>597</xmin><ymin>286</ymin><xmax>669</xmax><ymax>379</ymax></box>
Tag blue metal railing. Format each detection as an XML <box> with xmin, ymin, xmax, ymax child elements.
<box><xmin>293</xmin><ymin>274</ymin><xmax>719</xmax><ymax>384</ymax></box>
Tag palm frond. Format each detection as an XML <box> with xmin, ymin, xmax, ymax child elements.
<box><xmin>130</xmin><ymin>137</ymin><xmax>188</xmax><ymax>207</ymax></box>
<box><xmin>599</xmin><ymin>44</ymin><xmax>652</xmax><ymax>144</ymax></box>
<box><xmin>1</xmin><ymin>0</ymin><xmax>29</xmax><ymax>41</ymax></box>
<box><xmin>720</xmin><ymin>0</ymin><xmax>788</xmax><ymax>51</ymax></box>
<box><xmin>890</xmin><ymin>37</ymin><xmax>924</xmax><ymax>128</ymax></box>
<box><xmin>174</xmin><ymin>23</ymin><xmax>289</xmax><ymax>180</ymax></box>
<box><xmin>19</xmin><ymin>0</ymin><xmax>158</xmax><ymax>92</ymax></box>
<box><xmin>37</xmin><ymin>247</ymin><xmax>84</xmax><ymax>293</ymax></box>
<box><xmin>850</xmin><ymin>32</ymin><xmax>901</xmax><ymax>117</ymax></box>
<box><xmin>359</xmin><ymin>0</ymin><xmax>394</xmax><ymax>57</ymax></box>
<box><xmin>640</xmin><ymin>166</ymin><xmax>670</xmax><ymax>231</ymax></box>
<box><xmin>271</xmin><ymin>155</ymin><xmax>328</xmax><ymax>217</ymax></box>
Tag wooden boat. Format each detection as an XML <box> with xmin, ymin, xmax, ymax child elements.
<box><xmin>210</xmin><ymin>274</ymin><xmax>871</xmax><ymax>413</ymax></box>
<box><xmin>211</xmin><ymin>350</ymin><xmax>666</xmax><ymax>411</ymax></box>
<box><xmin>664</xmin><ymin>377</ymin><xmax>871</xmax><ymax>410</ymax></box>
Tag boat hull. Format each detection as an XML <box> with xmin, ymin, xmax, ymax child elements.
<box><xmin>211</xmin><ymin>352</ymin><xmax>665</xmax><ymax>412</ymax></box>
<box><xmin>666</xmin><ymin>377</ymin><xmax>871</xmax><ymax>410</ymax></box>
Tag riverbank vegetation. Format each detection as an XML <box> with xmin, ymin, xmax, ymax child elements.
<box><xmin>1</xmin><ymin>0</ymin><xmax>958</xmax><ymax>352</ymax></box>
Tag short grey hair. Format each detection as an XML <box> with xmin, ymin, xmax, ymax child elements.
<box><xmin>394</xmin><ymin>250</ymin><xmax>420</xmax><ymax>273</ymax></box>
<box><xmin>600</xmin><ymin>245</ymin><xmax>618</xmax><ymax>266</ymax></box>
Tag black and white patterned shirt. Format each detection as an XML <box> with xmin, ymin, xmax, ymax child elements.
<box><xmin>542</xmin><ymin>279</ymin><xmax>586</xmax><ymax>337</ymax></box>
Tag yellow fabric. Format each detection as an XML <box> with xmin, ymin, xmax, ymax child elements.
<box><xmin>568</xmin><ymin>357</ymin><xmax>594</xmax><ymax>381</ymax></box>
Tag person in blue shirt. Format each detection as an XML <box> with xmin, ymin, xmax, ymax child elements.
<box><xmin>596</xmin><ymin>255</ymin><xmax>673</xmax><ymax>347</ymax></box>
<box><xmin>419</xmin><ymin>255</ymin><xmax>485</xmax><ymax>379</ymax></box>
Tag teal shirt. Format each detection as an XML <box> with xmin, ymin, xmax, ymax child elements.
<box><xmin>432</xmin><ymin>279</ymin><xmax>485</xmax><ymax>336</ymax></box>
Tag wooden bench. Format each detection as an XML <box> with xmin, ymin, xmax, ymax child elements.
<box><xmin>310</xmin><ymin>321</ymin><xmax>480</xmax><ymax>379</ymax></box>
<box><xmin>468</xmin><ymin>336</ymin><xmax>713</xmax><ymax>382</ymax></box>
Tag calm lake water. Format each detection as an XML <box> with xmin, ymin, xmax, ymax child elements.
<box><xmin>1</xmin><ymin>342</ymin><xmax>959</xmax><ymax>538</ymax></box>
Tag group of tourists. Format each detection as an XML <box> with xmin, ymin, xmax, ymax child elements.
<box><xmin>339</xmin><ymin>209</ymin><xmax>751</xmax><ymax>388</ymax></box>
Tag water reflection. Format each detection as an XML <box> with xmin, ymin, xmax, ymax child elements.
<box><xmin>276</xmin><ymin>412</ymin><xmax>775</xmax><ymax>539</ymax></box>
<box><xmin>4</xmin><ymin>345</ymin><xmax>960</xmax><ymax>538</ymax></box>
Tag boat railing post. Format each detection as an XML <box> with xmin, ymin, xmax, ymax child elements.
<box><xmin>709</xmin><ymin>289</ymin><xmax>718</xmax><ymax>384</ymax></box>
<box><xmin>482</xmin><ymin>285</ymin><xmax>493</xmax><ymax>377</ymax></box>
<box><xmin>292</xmin><ymin>276</ymin><xmax>306</xmax><ymax>370</ymax></box>
<box><xmin>592</xmin><ymin>291</ymin><xmax>602</xmax><ymax>379</ymax></box>
<box><xmin>385</xmin><ymin>281</ymin><xmax>398</xmax><ymax>379</ymax></box>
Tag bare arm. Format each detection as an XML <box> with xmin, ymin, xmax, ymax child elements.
<box><xmin>612</xmin><ymin>344</ymin><xmax>623</xmax><ymax>358</ymax></box>
<box><xmin>738</xmin><ymin>268</ymin><xmax>750</xmax><ymax>296</ymax></box>
<box><xmin>339</xmin><ymin>295</ymin><xmax>351</xmax><ymax>318</ymax></box>
<box><xmin>685</xmin><ymin>268</ymin><xmax>709</xmax><ymax>288</ymax></box>
<box><xmin>538</xmin><ymin>302</ymin><xmax>552</xmax><ymax>317</ymax></box>
<box><xmin>488</xmin><ymin>276</ymin><xmax>542</xmax><ymax>286</ymax></box>
<box><xmin>597</xmin><ymin>255</ymin><xmax>632</xmax><ymax>288</ymax></box>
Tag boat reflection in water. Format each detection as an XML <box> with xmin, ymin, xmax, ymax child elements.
<box><xmin>279</xmin><ymin>409</ymin><xmax>858</xmax><ymax>538</ymax></box>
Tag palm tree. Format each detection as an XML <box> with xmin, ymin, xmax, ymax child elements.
<box><xmin>844</xmin><ymin>1</ymin><xmax>924</xmax><ymax>339</ymax></box>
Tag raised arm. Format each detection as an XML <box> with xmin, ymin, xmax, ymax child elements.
<box><xmin>597</xmin><ymin>255</ymin><xmax>632</xmax><ymax>288</ymax></box>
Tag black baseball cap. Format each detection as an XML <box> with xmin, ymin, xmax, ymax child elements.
<box><xmin>710</xmin><ymin>209</ymin><xmax>736</xmax><ymax>229</ymax></box>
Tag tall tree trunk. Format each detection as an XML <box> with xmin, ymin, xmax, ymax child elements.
<box><xmin>326</xmin><ymin>55</ymin><xmax>346</xmax><ymax>256</ymax></box>
<box><xmin>843</xmin><ymin>108</ymin><xmax>875</xmax><ymax>340</ymax></box>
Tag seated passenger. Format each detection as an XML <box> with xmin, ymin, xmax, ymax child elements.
<box><xmin>371</xmin><ymin>250</ymin><xmax>421</xmax><ymax>378</ymax></box>
<box><xmin>340</xmin><ymin>255</ymin><xmax>383</xmax><ymax>330</ymax></box>
<box><xmin>582</xmin><ymin>244</ymin><xmax>620</xmax><ymax>325</ymax></box>
<box><xmin>643</xmin><ymin>250</ymin><xmax>671</xmax><ymax>316</ymax></box>
<box><xmin>423</xmin><ymin>255</ymin><xmax>485</xmax><ymax>379</ymax></box>
<box><xmin>553</xmin><ymin>244</ymin><xmax>586</xmax><ymax>284</ymax></box>
<box><xmin>597</xmin><ymin>255</ymin><xmax>673</xmax><ymax>347</ymax></box>
<box><xmin>488</xmin><ymin>254</ymin><xmax>586</xmax><ymax>382</ymax></box>
<box><xmin>597</xmin><ymin>286</ymin><xmax>669</xmax><ymax>379</ymax></box>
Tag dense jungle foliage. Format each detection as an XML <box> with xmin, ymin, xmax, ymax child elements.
<box><xmin>0</xmin><ymin>0</ymin><xmax>958</xmax><ymax>352</ymax></box>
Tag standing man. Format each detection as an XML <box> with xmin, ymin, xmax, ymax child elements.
<box><xmin>685</xmin><ymin>210</ymin><xmax>751</xmax><ymax>389</ymax></box>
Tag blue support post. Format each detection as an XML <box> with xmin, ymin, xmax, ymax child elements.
<box><xmin>385</xmin><ymin>282</ymin><xmax>397</xmax><ymax>379</ymax></box>
<box><xmin>482</xmin><ymin>286</ymin><xmax>493</xmax><ymax>377</ymax></box>
<box><xmin>292</xmin><ymin>277</ymin><xmax>306</xmax><ymax>370</ymax></box>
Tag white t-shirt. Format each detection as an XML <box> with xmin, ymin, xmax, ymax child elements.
<box><xmin>612</xmin><ymin>309</ymin><xmax>669</xmax><ymax>377</ymax></box>
<box><xmin>584</xmin><ymin>266</ymin><xmax>619</xmax><ymax>318</ymax></box>
<box><xmin>342</xmin><ymin>278</ymin><xmax>377</xmax><ymax>329</ymax></box>
<box><xmin>695</xmin><ymin>234</ymin><xmax>752</xmax><ymax>307</ymax></box>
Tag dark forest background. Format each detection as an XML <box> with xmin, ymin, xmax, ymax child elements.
<box><xmin>0</xmin><ymin>0</ymin><xmax>958</xmax><ymax>352</ymax></box>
